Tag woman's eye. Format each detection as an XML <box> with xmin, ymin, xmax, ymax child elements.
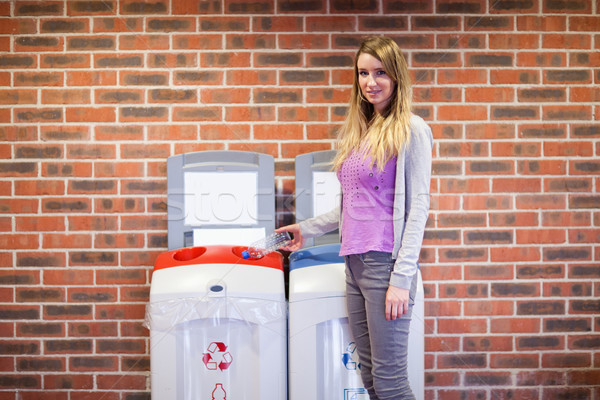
<box><xmin>377</xmin><ymin>70</ymin><xmax>386</xmax><ymax>75</ymax></box>
<box><xmin>359</xmin><ymin>71</ymin><xmax>368</xmax><ymax>76</ymax></box>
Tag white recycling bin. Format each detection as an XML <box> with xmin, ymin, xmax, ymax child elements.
<box><xmin>146</xmin><ymin>245</ymin><xmax>287</xmax><ymax>400</ymax></box>
<box><xmin>288</xmin><ymin>244</ymin><xmax>424</xmax><ymax>400</ymax></box>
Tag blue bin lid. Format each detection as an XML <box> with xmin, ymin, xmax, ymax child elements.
<box><xmin>289</xmin><ymin>243</ymin><xmax>343</xmax><ymax>271</ymax></box>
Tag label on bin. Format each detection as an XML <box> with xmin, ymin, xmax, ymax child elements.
<box><xmin>202</xmin><ymin>342</ymin><xmax>233</xmax><ymax>371</ymax></box>
<box><xmin>178</xmin><ymin>319</ymin><xmax>261</xmax><ymax>399</ymax></box>
<box><xmin>344</xmin><ymin>388</ymin><xmax>369</xmax><ymax>400</ymax></box>
<box><xmin>212</xmin><ymin>383</ymin><xmax>227</xmax><ymax>399</ymax></box>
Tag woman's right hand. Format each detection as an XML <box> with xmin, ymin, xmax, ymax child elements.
<box><xmin>275</xmin><ymin>224</ymin><xmax>304</xmax><ymax>252</ymax></box>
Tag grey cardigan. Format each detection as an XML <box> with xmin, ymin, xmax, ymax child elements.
<box><xmin>299</xmin><ymin>114</ymin><xmax>433</xmax><ymax>290</ymax></box>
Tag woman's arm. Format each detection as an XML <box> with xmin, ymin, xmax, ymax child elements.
<box><xmin>277</xmin><ymin>205</ymin><xmax>340</xmax><ymax>251</ymax></box>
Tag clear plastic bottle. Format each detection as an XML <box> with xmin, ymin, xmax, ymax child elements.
<box><xmin>242</xmin><ymin>231</ymin><xmax>291</xmax><ymax>259</ymax></box>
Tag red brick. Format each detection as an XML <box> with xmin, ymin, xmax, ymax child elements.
<box><xmin>493</xmin><ymin>178</ymin><xmax>541</xmax><ymax>193</ymax></box>
<box><xmin>438</xmin><ymin>318</ymin><xmax>487</xmax><ymax>334</ymax></box>
<box><xmin>492</xmin><ymin>142</ymin><xmax>541</xmax><ymax>157</ymax></box>
<box><xmin>43</xmin><ymin>374</ymin><xmax>93</xmax><ymax>390</ymax></box>
<box><xmin>201</xmin><ymin>88</ymin><xmax>249</xmax><ymax>104</ymax></box>
<box><xmin>0</xmin><ymin>89</ymin><xmax>37</xmax><ymax>105</ymax></box>
<box><xmin>43</xmin><ymin>269</ymin><xmax>93</xmax><ymax>286</ymax></box>
<box><xmin>543</xmin><ymin>105</ymin><xmax>592</xmax><ymax>121</ymax></box>
<box><xmin>93</xmin><ymin>17</ymin><xmax>143</xmax><ymax>33</ymax></box>
<box><xmin>147</xmin><ymin>125</ymin><xmax>198</xmax><ymax>141</ymax></box>
<box><xmin>94</xmin><ymin>89</ymin><xmax>144</xmax><ymax>105</ymax></box>
<box><xmin>543</xmin><ymin>33</ymin><xmax>591</xmax><ymax>49</ymax></box>
<box><xmin>438</xmin><ymin>105</ymin><xmax>487</xmax><ymax>121</ymax></box>
<box><xmin>542</xmin><ymin>211</ymin><xmax>591</xmax><ymax>227</ymax></box>
<box><xmin>464</xmin><ymin>264</ymin><xmax>513</xmax><ymax>280</ymax></box>
<box><xmin>464</xmin><ymin>336</ymin><xmax>513</xmax><ymax>352</ymax></box>
<box><xmin>518</xmin><ymin>160</ymin><xmax>566</xmax><ymax>175</ymax></box>
<box><xmin>69</xmin><ymin>356</ymin><xmax>118</xmax><ymax>372</ymax></box>
<box><xmin>490</xmin><ymin>246</ymin><xmax>541</xmax><ymax>262</ymax></box>
<box><xmin>491</xmin><ymin>69</ymin><xmax>540</xmax><ymax>84</ymax></box>
<box><xmin>439</xmin><ymin>178</ymin><xmax>489</xmax><ymax>194</ymax></box>
<box><xmin>571</xmin><ymin>86</ymin><xmax>600</xmax><ymax>102</ymax></box>
<box><xmin>67</xmin><ymin>216</ymin><xmax>118</xmax><ymax>231</ymax></box>
<box><xmin>172</xmin><ymin>34</ymin><xmax>222</xmax><ymax>50</ymax></box>
<box><xmin>307</xmin><ymin>87</ymin><xmax>351</xmax><ymax>103</ymax></box>
<box><xmin>465</xmin><ymin>87</ymin><xmax>515</xmax><ymax>103</ymax></box>
<box><xmin>95</xmin><ymin>304</ymin><xmax>146</xmax><ymax>320</ymax></box>
<box><xmin>201</xmin><ymin>52</ymin><xmax>251</xmax><ymax>68</ymax></box>
<box><xmin>542</xmin><ymin>353</ymin><xmax>591</xmax><ymax>368</ymax></box>
<box><xmin>14</xmin><ymin>36</ymin><xmax>64</xmax><ymax>52</ymax></box>
<box><xmin>225</xmin><ymin>106</ymin><xmax>275</xmax><ymax>122</ymax></box>
<box><xmin>42</xmin><ymin>161</ymin><xmax>92</xmax><ymax>177</ymax></box>
<box><xmin>516</xmin><ymin>229</ymin><xmax>566</xmax><ymax>244</ymax></box>
<box><xmin>0</xmin><ymin>18</ymin><xmax>37</xmax><ymax>34</ymax></box>
<box><xmin>254</xmin><ymin>124</ymin><xmax>303</xmax><ymax>141</ymax></box>
<box><xmin>68</xmin><ymin>322</ymin><xmax>118</xmax><ymax>337</ymax></box>
<box><xmin>198</xmin><ymin>16</ymin><xmax>249</xmax><ymax>31</ymax></box>
<box><xmin>67</xmin><ymin>1</ymin><xmax>116</xmax><ymax>16</ymax></box>
<box><xmin>66</xmin><ymin>107</ymin><xmax>115</xmax><ymax>123</ymax></box>
<box><xmin>41</xmin><ymin>89</ymin><xmax>90</xmax><ymax>105</ymax></box>
<box><xmin>490</xmin><ymin>33</ymin><xmax>539</xmax><ymax>49</ymax></box>
<box><xmin>14</xmin><ymin>180</ymin><xmax>64</xmax><ymax>196</ymax></box>
<box><xmin>279</xmin><ymin>106</ymin><xmax>329</xmax><ymax>122</ymax></box>
<box><xmin>491</xmin><ymin>317</ymin><xmax>541</xmax><ymax>334</ymax></box>
<box><xmin>147</xmin><ymin>52</ymin><xmax>197</xmax><ymax>68</ymax></box>
<box><xmin>226</xmin><ymin>69</ymin><xmax>276</xmax><ymax>85</ymax></box>
<box><xmin>517</xmin><ymin>16</ymin><xmax>567</xmax><ymax>31</ymax></box>
<box><xmin>570</xmin><ymin>17</ymin><xmax>600</xmax><ymax>31</ymax></box>
<box><xmin>278</xmin><ymin>33</ymin><xmax>326</xmax><ymax>49</ymax></box>
<box><xmin>517</xmin><ymin>52</ymin><xmax>566</xmax><ymax>69</ymax></box>
<box><xmin>119</xmin><ymin>286</ymin><xmax>149</xmax><ymax>302</ymax></box>
<box><xmin>253</xmin><ymin>16</ymin><xmax>303</xmax><ymax>32</ymax></box>
<box><xmin>42</xmin><ymin>233</ymin><xmax>92</xmax><ymax>249</ymax></box>
<box><xmin>66</xmin><ymin>71</ymin><xmax>116</xmax><ymax>86</ymax></box>
<box><xmin>545</xmin><ymin>177</ymin><xmax>593</xmax><ymax>193</ymax></box>
<box><xmin>0</xmin><ymin>234</ymin><xmax>38</xmax><ymax>249</ymax></box>
<box><xmin>119</xmin><ymin>34</ymin><xmax>169</xmax><ymax>50</ymax></box>
<box><xmin>414</xmin><ymin>87</ymin><xmax>461</xmax><ymax>103</ymax></box>
<box><xmin>173</xmin><ymin>106</ymin><xmax>222</xmax><ymax>122</ymax></box>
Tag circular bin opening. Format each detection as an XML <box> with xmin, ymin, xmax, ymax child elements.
<box><xmin>232</xmin><ymin>246</ymin><xmax>261</xmax><ymax>260</ymax></box>
<box><xmin>173</xmin><ymin>247</ymin><xmax>206</xmax><ymax>262</ymax></box>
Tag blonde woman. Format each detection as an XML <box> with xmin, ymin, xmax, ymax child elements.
<box><xmin>279</xmin><ymin>36</ymin><xmax>433</xmax><ymax>399</ymax></box>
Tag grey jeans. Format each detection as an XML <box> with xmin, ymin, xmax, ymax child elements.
<box><xmin>345</xmin><ymin>251</ymin><xmax>418</xmax><ymax>400</ymax></box>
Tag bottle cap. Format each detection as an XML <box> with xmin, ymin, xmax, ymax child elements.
<box><xmin>241</xmin><ymin>250</ymin><xmax>250</xmax><ymax>259</ymax></box>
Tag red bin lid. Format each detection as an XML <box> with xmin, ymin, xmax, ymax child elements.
<box><xmin>153</xmin><ymin>245</ymin><xmax>283</xmax><ymax>271</ymax></box>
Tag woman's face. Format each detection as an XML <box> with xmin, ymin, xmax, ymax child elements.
<box><xmin>356</xmin><ymin>53</ymin><xmax>396</xmax><ymax>114</ymax></box>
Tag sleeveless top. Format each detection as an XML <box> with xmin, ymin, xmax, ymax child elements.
<box><xmin>338</xmin><ymin>149</ymin><xmax>397</xmax><ymax>256</ymax></box>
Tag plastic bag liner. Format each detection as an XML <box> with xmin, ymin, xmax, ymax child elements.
<box><xmin>144</xmin><ymin>296</ymin><xmax>287</xmax><ymax>334</ymax></box>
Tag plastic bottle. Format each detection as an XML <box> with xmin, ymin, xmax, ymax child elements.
<box><xmin>242</xmin><ymin>231</ymin><xmax>291</xmax><ymax>259</ymax></box>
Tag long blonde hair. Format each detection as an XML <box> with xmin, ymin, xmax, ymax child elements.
<box><xmin>333</xmin><ymin>36</ymin><xmax>412</xmax><ymax>171</ymax></box>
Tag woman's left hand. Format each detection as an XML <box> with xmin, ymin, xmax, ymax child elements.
<box><xmin>385</xmin><ymin>286</ymin><xmax>410</xmax><ymax>321</ymax></box>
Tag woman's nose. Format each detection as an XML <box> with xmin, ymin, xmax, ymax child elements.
<box><xmin>366</xmin><ymin>74</ymin><xmax>376</xmax><ymax>86</ymax></box>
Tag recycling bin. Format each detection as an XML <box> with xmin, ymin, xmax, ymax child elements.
<box><xmin>146</xmin><ymin>245</ymin><xmax>287</xmax><ymax>400</ymax></box>
<box><xmin>288</xmin><ymin>244</ymin><xmax>425</xmax><ymax>400</ymax></box>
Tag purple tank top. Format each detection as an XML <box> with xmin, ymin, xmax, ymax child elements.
<box><xmin>337</xmin><ymin>149</ymin><xmax>397</xmax><ymax>256</ymax></box>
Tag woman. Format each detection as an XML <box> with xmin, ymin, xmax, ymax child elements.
<box><xmin>279</xmin><ymin>36</ymin><xmax>433</xmax><ymax>399</ymax></box>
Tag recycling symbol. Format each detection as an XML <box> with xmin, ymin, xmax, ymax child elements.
<box><xmin>342</xmin><ymin>341</ymin><xmax>361</xmax><ymax>371</ymax></box>
<box><xmin>202</xmin><ymin>342</ymin><xmax>233</xmax><ymax>371</ymax></box>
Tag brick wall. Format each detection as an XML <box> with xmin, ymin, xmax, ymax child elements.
<box><xmin>1</xmin><ymin>0</ymin><xmax>599</xmax><ymax>399</ymax></box>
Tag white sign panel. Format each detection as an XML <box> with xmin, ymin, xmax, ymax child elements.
<box><xmin>312</xmin><ymin>171</ymin><xmax>341</xmax><ymax>216</ymax></box>
<box><xmin>184</xmin><ymin>171</ymin><xmax>258</xmax><ymax>226</ymax></box>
